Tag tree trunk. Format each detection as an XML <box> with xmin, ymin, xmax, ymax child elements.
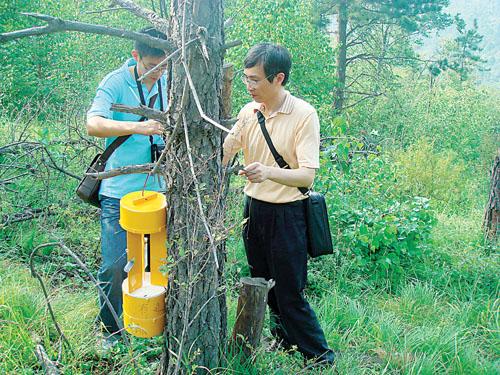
<box><xmin>484</xmin><ymin>149</ymin><xmax>499</xmax><ymax>239</ymax></box>
<box><xmin>334</xmin><ymin>0</ymin><xmax>348</xmax><ymax>113</ymax></box>
<box><xmin>161</xmin><ymin>1</ymin><xmax>227</xmax><ymax>373</ymax></box>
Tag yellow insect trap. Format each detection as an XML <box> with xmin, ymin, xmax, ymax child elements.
<box><xmin>120</xmin><ymin>191</ymin><xmax>168</xmax><ymax>338</ymax></box>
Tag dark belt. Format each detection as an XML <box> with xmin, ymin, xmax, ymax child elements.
<box><xmin>245</xmin><ymin>195</ymin><xmax>306</xmax><ymax>208</ymax></box>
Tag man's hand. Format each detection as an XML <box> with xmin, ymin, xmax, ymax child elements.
<box><xmin>135</xmin><ymin>119</ymin><xmax>163</xmax><ymax>136</ymax></box>
<box><xmin>239</xmin><ymin>162</ymin><xmax>316</xmax><ymax>188</ymax></box>
<box><xmin>239</xmin><ymin>162</ymin><xmax>270</xmax><ymax>183</ymax></box>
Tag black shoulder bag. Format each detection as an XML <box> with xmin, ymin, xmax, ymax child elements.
<box><xmin>76</xmin><ymin>66</ymin><xmax>163</xmax><ymax>207</ymax></box>
<box><xmin>256</xmin><ymin>111</ymin><xmax>333</xmax><ymax>257</ymax></box>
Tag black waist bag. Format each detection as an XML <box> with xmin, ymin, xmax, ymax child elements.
<box><xmin>76</xmin><ymin>153</ymin><xmax>104</xmax><ymax>207</ymax></box>
<box><xmin>76</xmin><ymin>135</ymin><xmax>130</xmax><ymax>208</ymax></box>
<box><xmin>256</xmin><ymin>111</ymin><xmax>333</xmax><ymax>257</ymax></box>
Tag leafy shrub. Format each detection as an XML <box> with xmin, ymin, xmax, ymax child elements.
<box><xmin>349</xmin><ymin>74</ymin><xmax>500</xmax><ymax>173</ymax></box>
<box><xmin>392</xmin><ymin>138</ymin><xmax>471</xmax><ymax>211</ymax></box>
<box><xmin>339</xmin><ymin>197</ymin><xmax>435</xmax><ymax>284</ymax></box>
<box><xmin>315</xmin><ymin>118</ymin><xmax>436</xmax><ymax>286</ymax></box>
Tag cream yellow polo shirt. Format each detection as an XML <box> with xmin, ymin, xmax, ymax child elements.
<box><xmin>223</xmin><ymin>91</ymin><xmax>320</xmax><ymax>203</ymax></box>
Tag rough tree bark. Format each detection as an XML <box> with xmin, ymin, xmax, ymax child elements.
<box><xmin>161</xmin><ymin>1</ymin><xmax>227</xmax><ymax>373</ymax></box>
<box><xmin>334</xmin><ymin>0</ymin><xmax>348</xmax><ymax>113</ymax></box>
<box><xmin>484</xmin><ymin>149</ymin><xmax>499</xmax><ymax>239</ymax></box>
<box><xmin>1</xmin><ymin>1</ymin><xmax>229</xmax><ymax>373</ymax></box>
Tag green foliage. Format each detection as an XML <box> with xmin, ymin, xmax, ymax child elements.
<box><xmin>224</xmin><ymin>0</ymin><xmax>336</xmax><ymax>120</ymax></box>
<box><xmin>342</xmin><ymin>197</ymin><xmax>435</xmax><ymax>284</ymax></box>
<box><xmin>431</xmin><ymin>16</ymin><xmax>488</xmax><ymax>81</ymax></box>
<box><xmin>316</xmin><ymin>0</ymin><xmax>452</xmax><ymax>34</ymax></box>
<box><xmin>316</xmin><ymin>119</ymin><xmax>436</xmax><ymax>286</ymax></box>
<box><xmin>0</xmin><ymin>0</ymin><xmax>145</xmax><ymax>115</ymax></box>
<box><xmin>392</xmin><ymin>138</ymin><xmax>471</xmax><ymax>211</ymax></box>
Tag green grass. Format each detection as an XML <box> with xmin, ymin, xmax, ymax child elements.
<box><xmin>0</xmin><ymin>259</ymin><xmax>169</xmax><ymax>374</ymax></box>
<box><xmin>0</xmin><ymin>112</ymin><xmax>498</xmax><ymax>374</ymax></box>
<box><xmin>0</xmin><ymin>260</ymin><xmax>97</xmax><ymax>373</ymax></box>
<box><xmin>0</xmin><ymin>205</ymin><xmax>498</xmax><ymax>374</ymax></box>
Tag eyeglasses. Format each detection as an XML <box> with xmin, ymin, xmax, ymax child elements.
<box><xmin>240</xmin><ymin>73</ymin><xmax>274</xmax><ymax>88</ymax></box>
<box><xmin>140</xmin><ymin>59</ymin><xmax>167</xmax><ymax>73</ymax></box>
<box><xmin>144</xmin><ymin>63</ymin><xmax>167</xmax><ymax>72</ymax></box>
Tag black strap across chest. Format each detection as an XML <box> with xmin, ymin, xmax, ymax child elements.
<box><xmin>134</xmin><ymin>65</ymin><xmax>164</xmax><ymax>114</ymax></box>
<box><xmin>99</xmin><ymin>65</ymin><xmax>164</xmax><ymax>163</ymax></box>
<box><xmin>256</xmin><ymin>110</ymin><xmax>309</xmax><ymax>196</ymax></box>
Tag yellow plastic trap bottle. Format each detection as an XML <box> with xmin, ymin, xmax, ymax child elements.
<box><xmin>120</xmin><ymin>191</ymin><xmax>168</xmax><ymax>338</ymax></box>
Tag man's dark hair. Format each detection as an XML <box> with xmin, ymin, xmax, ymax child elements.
<box><xmin>134</xmin><ymin>27</ymin><xmax>168</xmax><ymax>58</ymax></box>
<box><xmin>244</xmin><ymin>43</ymin><xmax>292</xmax><ymax>85</ymax></box>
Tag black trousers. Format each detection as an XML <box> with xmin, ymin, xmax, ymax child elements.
<box><xmin>243</xmin><ymin>196</ymin><xmax>334</xmax><ymax>362</ymax></box>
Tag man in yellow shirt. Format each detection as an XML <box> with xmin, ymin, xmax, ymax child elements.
<box><xmin>223</xmin><ymin>43</ymin><xmax>335</xmax><ymax>365</ymax></box>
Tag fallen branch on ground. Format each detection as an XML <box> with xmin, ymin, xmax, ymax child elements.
<box><xmin>34</xmin><ymin>344</ymin><xmax>61</xmax><ymax>375</ymax></box>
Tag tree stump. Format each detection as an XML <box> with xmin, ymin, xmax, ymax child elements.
<box><xmin>230</xmin><ymin>277</ymin><xmax>275</xmax><ymax>359</ymax></box>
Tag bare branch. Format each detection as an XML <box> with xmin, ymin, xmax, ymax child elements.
<box><xmin>29</xmin><ymin>246</ymin><xmax>73</xmax><ymax>357</ymax></box>
<box><xmin>182</xmin><ymin>60</ymin><xmax>231</xmax><ymax>133</ymax></box>
<box><xmin>112</xmin><ymin>0</ymin><xmax>169</xmax><ymax>33</ymax></box>
<box><xmin>0</xmin><ymin>141</ymin><xmax>81</xmax><ymax>180</ymax></box>
<box><xmin>1</xmin><ymin>207</ymin><xmax>52</xmax><ymax>226</ymax></box>
<box><xmin>111</xmin><ymin>104</ymin><xmax>171</xmax><ymax>126</ymax></box>
<box><xmin>345</xmin><ymin>90</ymin><xmax>384</xmax><ymax>96</ymax></box>
<box><xmin>150</xmin><ymin>79</ymin><xmax>189</xmax><ymax>175</ymax></box>
<box><xmin>343</xmin><ymin>92</ymin><xmax>385</xmax><ymax>110</ymax></box>
<box><xmin>0</xmin><ymin>172</ymin><xmax>30</xmax><ymax>185</ymax></box>
<box><xmin>34</xmin><ymin>344</ymin><xmax>61</xmax><ymax>375</ymax></box>
<box><xmin>221</xmin><ymin>118</ymin><xmax>237</xmax><ymax>127</ymax></box>
<box><xmin>137</xmin><ymin>37</ymin><xmax>200</xmax><ymax>82</ymax></box>
<box><xmin>223</xmin><ymin>40</ymin><xmax>242</xmax><ymax>50</ymax></box>
<box><xmin>0</xmin><ymin>13</ymin><xmax>175</xmax><ymax>52</ymax></box>
<box><xmin>224</xmin><ymin>17</ymin><xmax>235</xmax><ymax>29</ymax></box>
<box><xmin>83</xmin><ymin>7</ymin><xmax>128</xmax><ymax>15</ymax></box>
<box><xmin>86</xmin><ymin>163</ymin><xmax>157</xmax><ymax>180</ymax></box>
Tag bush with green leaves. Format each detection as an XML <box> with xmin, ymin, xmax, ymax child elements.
<box><xmin>341</xmin><ymin>196</ymin><xmax>435</xmax><ymax>284</ymax></box>
<box><xmin>392</xmin><ymin>138</ymin><xmax>474</xmax><ymax>212</ymax></box>
<box><xmin>315</xmin><ymin>118</ymin><xmax>436</xmax><ymax>285</ymax></box>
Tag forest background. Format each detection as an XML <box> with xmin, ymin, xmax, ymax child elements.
<box><xmin>0</xmin><ymin>0</ymin><xmax>498</xmax><ymax>374</ymax></box>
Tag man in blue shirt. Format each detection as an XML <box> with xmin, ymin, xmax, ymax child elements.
<box><xmin>86</xmin><ymin>27</ymin><xmax>167</xmax><ymax>345</ymax></box>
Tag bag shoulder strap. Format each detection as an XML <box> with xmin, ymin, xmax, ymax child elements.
<box><xmin>134</xmin><ymin>65</ymin><xmax>163</xmax><ymax>146</ymax></box>
<box><xmin>256</xmin><ymin>111</ymin><xmax>309</xmax><ymax>195</ymax></box>
<box><xmin>100</xmin><ymin>135</ymin><xmax>131</xmax><ymax>162</ymax></box>
<box><xmin>100</xmin><ymin>66</ymin><xmax>165</xmax><ymax>163</ymax></box>
<box><xmin>134</xmin><ymin>65</ymin><xmax>164</xmax><ymax>114</ymax></box>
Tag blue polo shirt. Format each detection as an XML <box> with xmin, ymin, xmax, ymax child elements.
<box><xmin>87</xmin><ymin>59</ymin><xmax>166</xmax><ymax>199</ymax></box>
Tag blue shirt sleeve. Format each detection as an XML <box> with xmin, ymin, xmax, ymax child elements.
<box><xmin>87</xmin><ymin>74</ymin><xmax>121</xmax><ymax>120</ymax></box>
